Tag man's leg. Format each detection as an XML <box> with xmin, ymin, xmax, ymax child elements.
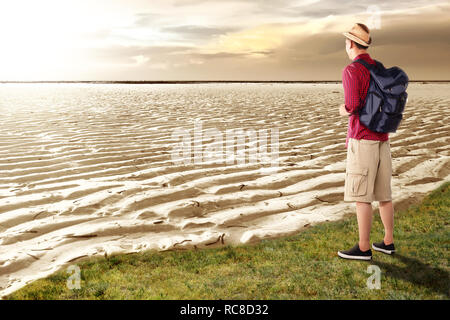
<box><xmin>374</xmin><ymin>140</ymin><xmax>394</xmax><ymax>246</ymax></box>
<box><xmin>356</xmin><ymin>201</ymin><xmax>372</xmax><ymax>251</ymax></box>
<box><xmin>339</xmin><ymin>139</ymin><xmax>378</xmax><ymax>260</ymax></box>
<box><xmin>379</xmin><ymin>200</ymin><xmax>394</xmax><ymax>245</ymax></box>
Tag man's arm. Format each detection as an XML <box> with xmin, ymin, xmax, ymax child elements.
<box><xmin>342</xmin><ymin>65</ymin><xmax>360</xmax><ymax>114</ymax></box>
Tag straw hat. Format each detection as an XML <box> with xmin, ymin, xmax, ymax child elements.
<box><xmin>343</xmin><ymin>23</ymin><xmax>372</xmax><ymax>47</ymax></box>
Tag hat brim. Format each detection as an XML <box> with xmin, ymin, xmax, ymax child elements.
<box><xmin>343</xmin><ymin>32</ymin><xmax>370</xmax><ymax>47</ymax></box>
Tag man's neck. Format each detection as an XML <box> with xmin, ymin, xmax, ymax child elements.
<box><xmin>351</xmin><ymin>50</ymin><xmax>367</xmax><ymax>60</ymax></box>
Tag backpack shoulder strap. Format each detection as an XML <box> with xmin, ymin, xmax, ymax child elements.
<box><xmin>353</xmin><ymin>58</ymin><xmax>373</xmax><ymax>70</ymax></box>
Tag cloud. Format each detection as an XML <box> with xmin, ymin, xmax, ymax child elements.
<box><xmin>171</xmin><ymin>0</ymin><xmax>445</xmax><ymax>18</ymax></box>
<box><xmin>5</xmin><ymin>0</ymin><xmax>449</xmax><ymax>80</ymax></box>
<box><xmin>274</xmin><ymin>0</ymin><xmax>442</xmax><ymax>17</ymax></box>
<box><xmin>87</xmin><ymin>44</ymin><xmax>194</xmax><ymax>68</ymax></box>
<box><xmin>188</xmin><ymin>51</ymin><xmax>251</xmax><ymax>59</ymax></box>
<box><xmin>263</xmin><ymin>3</ymin><xmax>450</xmax><ymax>79</ymax></box>
<box><xmin>161</xmin><ymin>25</ymin><xmax>243</xmax><ymax>39</ymax></box>
<box><xmin>82</xmin><ymin>1</ymin><xmax>450</xmax><ymax>81</ymax></box>
<box><xmin>134</xmin><ymin>13</ymin><xmax>162</xmax><ymax>27</ymax></box>
<box><xmin>372</xmin><ymin>10</ymin><xmax>450</xmax><ymax>46</ymax></box>
<box><xmin>132</xmin><ymin>55</ymin><xmax>150</xmax><ymax>65</ymax></box>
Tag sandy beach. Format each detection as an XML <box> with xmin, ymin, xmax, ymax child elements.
<box><xmin>0</xmin><ymin>82</ymin><xmax>449</xmax><ymax>297</ymax></box>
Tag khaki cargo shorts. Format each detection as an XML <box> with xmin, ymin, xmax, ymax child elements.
<box><xmin>344</xmin><ymin>138</ymin><xmax>392</xmax><ymax>203</ymax></box>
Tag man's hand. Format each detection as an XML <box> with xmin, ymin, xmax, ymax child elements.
<box><xmin>339</xmin><ymin>104</ymin><xmax>350</xmax><ymax>117</ymax></box>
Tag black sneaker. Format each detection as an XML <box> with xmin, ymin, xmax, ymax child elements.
<box><xmin>338</xmin><ymin>244</ymin><xmax>372</xmax><ymax>261</ymax></box>
<box><xmin>372</xmin><ymin>241</ymin><xmax>396</xmax><ymax>255</ymax></box>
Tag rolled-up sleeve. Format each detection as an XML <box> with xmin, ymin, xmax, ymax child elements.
<box><xmin>342</xmin><ymin>65</ymin><xmax>360</xmax><ymax>113</ymax></box>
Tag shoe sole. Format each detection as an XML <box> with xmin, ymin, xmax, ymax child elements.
<box><xmin>337</xmin><ymin>251</ymin><xmax>372</xmax><ymax>261</ymax></box>
<box><xmin>372</xmin><ymin>244</ymin><xmax>395</xmax><ymax>255</ymax></box>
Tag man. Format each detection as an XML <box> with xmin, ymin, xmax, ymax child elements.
<box><xmin>337</xmin><ymin>23</ymin><xmax>396</xmax><ymax>260</ymax></box>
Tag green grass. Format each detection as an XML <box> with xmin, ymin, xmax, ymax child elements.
<box><xmin>6</xmin><ymin>182</ymin><xmax>449</xmax><ymax>300</ymax></box>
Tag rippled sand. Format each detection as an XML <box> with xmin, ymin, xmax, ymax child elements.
<box><xmin>0</xmin><ymin>82</ymin><xmax>449</xmax><ymax>297</ymax></box>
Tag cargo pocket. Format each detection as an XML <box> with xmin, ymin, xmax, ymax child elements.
<box><xmin>346</xmin><ymin>167</ymin><xmax>369</xmax><ymax>197</ymax></box>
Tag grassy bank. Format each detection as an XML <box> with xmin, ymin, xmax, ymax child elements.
<box><xmin>7</xmin><ymin>182</ymin><xmax>449</xmax><ymax>300</ymax></box>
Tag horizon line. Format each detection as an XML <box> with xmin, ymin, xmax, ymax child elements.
<box><xmin>1</xmin><ymin>80</ymin><xmax>449</xmax><ymax>84</ymax></box>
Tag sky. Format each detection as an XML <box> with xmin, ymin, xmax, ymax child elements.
<box><xmin>0</xmin><ymin>0</ymin><xmax>449</xmax><ymax>81</ymax></box>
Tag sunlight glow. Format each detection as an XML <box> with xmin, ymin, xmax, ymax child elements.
<box><xmin>0</xmin><ymin>0</ymin><xmax>130</xmax><ymax>80</ymax></box>
<box><xmin>0</xmin><ymin>1</ymin><xmax>79</xmax><ymax>79</ymax></box>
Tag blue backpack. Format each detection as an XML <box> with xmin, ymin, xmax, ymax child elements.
<box><xmin>354</xmin><ymin>59</ymin><xmax>409</xmax><ymax>133</ymax></box>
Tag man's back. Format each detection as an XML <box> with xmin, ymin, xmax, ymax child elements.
<box><xmin>342</xmin><ymin>53</ymin><xmax>388</xmax><ymax>147</ymax></box>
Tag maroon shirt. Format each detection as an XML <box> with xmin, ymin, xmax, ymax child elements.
<box><xmin>342</xmin><ymin>53</ymin><xmax>388</xmax><ymax>148</ymax></box>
